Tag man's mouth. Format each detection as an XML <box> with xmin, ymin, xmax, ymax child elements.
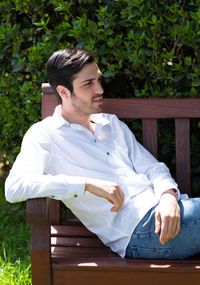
<box><xmin>93</xmin><ymin>96</ymin><xmax>103</xmax><ymax>104</ymax></box>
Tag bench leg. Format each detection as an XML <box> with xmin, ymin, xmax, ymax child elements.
<box><xmin>30</xmin><ymin>225</ymin><xmax>52</xmax><ymax>285</ymax></box>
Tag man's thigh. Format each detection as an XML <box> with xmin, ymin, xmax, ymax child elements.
<box><xmin>126</xmin><ymin>197</ymin><xmax>200</xmax><ymax>259</ymax></box>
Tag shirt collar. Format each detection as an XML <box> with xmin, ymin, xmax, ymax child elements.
<box><xmin>52</xmin><ymin>105</ymin><xmax>70</xmax><ymax>128</ymax></box>
<box><xmin>52</xmin><ymin>105</ymin><xmax>111</xmax><ymax>129</ymax></box>
<box><xmin>90</xmin><ymin>113</ymin><xmax>110</xmax><ymax>127</ymax></box>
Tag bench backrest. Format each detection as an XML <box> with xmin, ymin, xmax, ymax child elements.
<box><xmin>42</xmin><ymin>83</ymin><xmax>200</xmax><ymax>224</ymax></box>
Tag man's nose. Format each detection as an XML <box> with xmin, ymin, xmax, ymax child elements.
<box><xmin>95</xmin><ymin>82</ymin><xmax>104</xmax><ymax>95</ymax></box>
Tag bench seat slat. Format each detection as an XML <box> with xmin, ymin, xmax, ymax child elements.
<box><xmin>51</xmin><ymin>237</ymin><xmax>105</xmax><ymax>247</ymax></box>
<box><xmin>51</xmin><ymin>225</ymin><xmax>96</xmax><ymax>237</ymax></box>
<box><xmin>52</xmin><ymin>257</ymin><xmax>200</xmax><ymax>271</ymax></box>
<box><xmin>52</xmin><ymin>270</ymin><xmax>200</xmax><ymax>285</ymax></box>
<box><xmin>51</xmin><ymin>246</ymin><xmax>115</xmax><ymax>258</ymax></box>
<box><xmin>51</xmin><ymin>246</ymin><xmax>200</xmax><ymax>266</ymax></box>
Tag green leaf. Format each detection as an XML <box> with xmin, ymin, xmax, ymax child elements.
<box><xmin>174</xmin><ymin>74</ymin><xmax>184</xmax><ymax>82</ymax></box>
<box><xmin>88</xmin><ymin>20</ymin><xmax>98</xmax><ymax>33</ymax></box>
<box><xmin>192</xmin><ymin>80</ymin><xmax>200</xmax><ymax>87</ymax></box>
<box><xmin>103</xmin><ymin>70</ymin><xmax>116</xmax><ymax>78</ymax></box>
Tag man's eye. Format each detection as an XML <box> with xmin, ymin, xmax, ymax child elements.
<box><xmin>83</xmin><ymin>81</ymin><xmax>91</xmax><ymax>86</ymax></box>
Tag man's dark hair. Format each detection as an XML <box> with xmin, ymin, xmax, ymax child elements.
<box><xmin>46</xmin><ymin>48</ymin><xmax>95</xmax><ymax>102</ymax></box>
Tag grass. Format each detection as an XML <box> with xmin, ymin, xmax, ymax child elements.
<box><xmin>0</xmin><ymin>177</ymin><xmax>32</xmax><ymax>285</ymax></box>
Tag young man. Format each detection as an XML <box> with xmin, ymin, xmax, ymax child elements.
<box><xmin>5</xmin><ymin>48</ymin><xmax>200</xmax><ymax>259</ymax></box>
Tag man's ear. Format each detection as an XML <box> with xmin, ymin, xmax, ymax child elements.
<box><xmin>56</xmin><ymin>85</ymin><xmax>70</xmax><ymax>100</ymax></box>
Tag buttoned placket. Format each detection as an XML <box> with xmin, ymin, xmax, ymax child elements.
<box><xmin>94</xmin><ymin>126</ymin><xmax>112</xmax><ymax>160</ymax></box>
<box><xmin>69</xmin><ymin>120</ymin><xmax>112</xmax><ymax>162</ymax></box>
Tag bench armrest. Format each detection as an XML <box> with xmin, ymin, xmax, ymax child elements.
<box><xmin>26</xmin><ymin>198</ymin><xmax>50</xmax><ymax>226</ymax></box>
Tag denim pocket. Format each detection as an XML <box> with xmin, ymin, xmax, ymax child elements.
<box><xmin>131</xmin><ymin>246</ymin><xmax>174</xmax><ymax>259</ymax></box>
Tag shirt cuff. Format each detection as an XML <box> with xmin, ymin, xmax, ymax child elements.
<box><xmin>153</xmin><ymin>178</ymin><xmax>180</xmax><ymax>201</ymax></box>
<box><xmin>51</xmin><ymin>176</ymin><xmax>86</xmax><ymax>200</ymax></box>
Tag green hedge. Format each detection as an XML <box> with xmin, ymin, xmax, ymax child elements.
<box><xmin>1</xmin><ymin>0</ymin><xmax>200</xmax><ymax>194</ymax></box>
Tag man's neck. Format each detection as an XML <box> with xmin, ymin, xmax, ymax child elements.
<box><xmin>61</xmin><ymin>108</ymin><xmax>95</xmax><ymax>134</ymax></box>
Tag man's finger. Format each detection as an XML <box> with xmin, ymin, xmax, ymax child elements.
<box><xmin>159</xmin><ymin>215</ymin><xmax>180</xmax><ymax>244</ymax></box>
<box><xmin>171</xmin><ymin>216</ymin><xmax>181</xmax><ymax>239</ymax></box>
<box><xmin>155</xmin><ymin>211</ymin><xmax>161</xmax><ymax>234</ymax></box>
<box><xmin>115</xmin><ymin>190</ymin><xmax>125</xmax><ymax>205</ymax></box>
<box><xmin>159</xmin><ymin>219</ymin><xmax>169</xmax><ymax>244</ymax></box>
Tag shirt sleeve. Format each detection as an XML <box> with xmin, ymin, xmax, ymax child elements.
<box><xmin>119</xmin><ymin>120</ymin><xmax>180</xmax><ymax>200</ymax></box>
<box><xmin>5</xmin><ymin>123</ymin><xmax>86</xmax><ymax>203</ymax></box>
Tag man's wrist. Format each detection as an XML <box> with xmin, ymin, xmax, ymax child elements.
<box><xmin>161</xmin><ymin>189</ymin><xmax>178</xmax><ymax>200</ymax></box>
<box><xmin>85</xmin><ymin>179</ymin><xmax>90</xmax><ymax>192</ymax></box>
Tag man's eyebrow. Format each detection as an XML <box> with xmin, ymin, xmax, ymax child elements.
<box><xmin>80</xmin><ymin>74</ymin><xmax>103</xmax><ymax>84</ymax></box>
<box><xmin>80</xmin><ymin>78</ymin><xmax>95</xmax><ymax>84</ymax></box>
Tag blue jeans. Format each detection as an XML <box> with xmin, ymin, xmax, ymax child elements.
<box><xmin>126</xmin><ymin>198</ymin><xmax>200</xmax><ymax>259</ymax></box>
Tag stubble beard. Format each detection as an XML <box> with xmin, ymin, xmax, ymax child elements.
<box><xmin>71</xmin><ymin>92</ymin><xmax>103</xmax><ymax>115</ymax></box>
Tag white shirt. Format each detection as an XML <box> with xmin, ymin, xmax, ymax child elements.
<box><xmin>5</xmin><ymin>106</ymin><xmax>179</xmax><ymax>257</ymax></box>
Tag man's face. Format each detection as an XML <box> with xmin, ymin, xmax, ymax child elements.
<box><xmin>69</xmin><ymin>61</ymin><xmax>104</xmax><ymax>117</ymax></box>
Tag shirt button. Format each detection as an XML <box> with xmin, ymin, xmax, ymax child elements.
<box><xmin>106</xmin><ymin>152</ymin><xmax>110</xmax><ymax>155</ymax></box>
<box><xmin>74</xmin><ymin>194</ymin><xmax>78</xmax><ymax>198</ymax></box>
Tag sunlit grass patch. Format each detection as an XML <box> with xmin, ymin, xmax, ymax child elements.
<box><xmin>0</xmin><ymin>256</ymin><xmax>31</xmax><ymax>285</ymax></box>
<box><xmin>0</xmin><ymin>180</ymin><xmax>31</xmax><ymax>285</ymax></box>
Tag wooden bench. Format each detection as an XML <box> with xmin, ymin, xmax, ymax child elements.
<box><xmin>27</xmin><ymin>83</ymin><xmax>200</xmax><ymax>285</ymax></box>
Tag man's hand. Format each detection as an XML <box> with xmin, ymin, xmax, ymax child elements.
<box><xmin>85</xmin><ymin>178</ymin><xmax>125</xmax><ymax>212</ymax></box>
<box><xmin>155</xmin><ymin>189</ymin><xmax>180</xmax><ymax>245</ymax></box>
